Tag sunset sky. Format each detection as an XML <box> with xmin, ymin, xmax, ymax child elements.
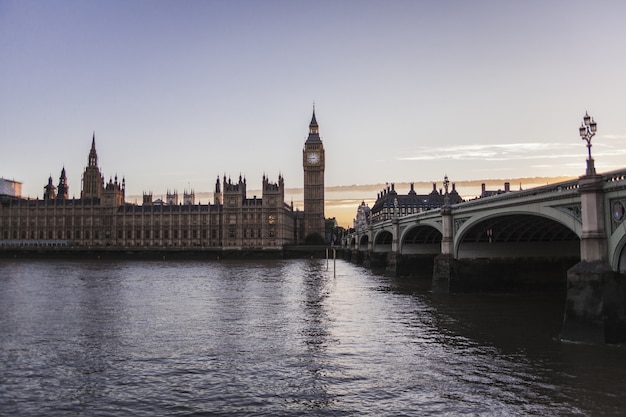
<box><xmin>2</xmin><ymin>1</ymin><xmax>626</xmax><ymax>226</ymax></box>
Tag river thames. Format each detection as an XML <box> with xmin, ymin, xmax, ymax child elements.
<box><xmin>1</xmin><ymin>259</ymin><xmax>625</xmax><ymax>416</ymax></box>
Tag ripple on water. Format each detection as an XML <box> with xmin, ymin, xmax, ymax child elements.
<box><xmin>1</xmin><ymin>259</ymin><xmax>625</xmax><ymax>416</ymax></box>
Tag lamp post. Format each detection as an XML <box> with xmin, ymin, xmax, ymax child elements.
<box><xmin>443</xmin><ymin>174</ymin><xmax>450</xmax><ymax>207</ymax></box>
<box><xmin>579</xmin><ymin>111</ymin><xmax>597</xmax><ymax>175</ymax></box>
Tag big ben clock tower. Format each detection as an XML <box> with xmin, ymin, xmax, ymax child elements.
<box><xmin>303</xmin><ymin>108</ymin><xmax>326</xmax><ymax>240</ymax></box>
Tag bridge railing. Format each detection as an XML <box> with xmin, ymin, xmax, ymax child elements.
<box><xmin>344</xmin><ymin>168</ymin><xmax>626</xmax><ymax>245</ymax></box>
<box><xmin>450</xmin><ymin>168</ymin><xmax>626</xmax><ymax>210</ymax></box>
<box><xmin>369</xmin><ymin>207</ymin><xmax>442</xmax><ymax>225</ymax></box>
<box><xmin>602</xmin><ymin>168</ymin><xmax>626</xmax><ymax>184</ymax></box>
<box><xmin>454</xmin><ymin>177</ymin><xmax>580</xmax><ymax>209</ymax></box>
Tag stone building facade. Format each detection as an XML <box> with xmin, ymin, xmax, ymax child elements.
<box><xmin>369</xmin><ymin>181</ymin><xmax>464</xmax><ymax>224</ymax></box>
<box><xmin>0</xmin><ymin>113</ymin><xmax>325</xmax><ymax>249</ymax></box>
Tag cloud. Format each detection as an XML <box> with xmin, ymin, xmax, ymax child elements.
<box><xmin>601</xmin><ymin>134</ymin><xmax>626</xmax><ymax>141</ymax></box>
<box><xmin>593</xmin><ymin>149</ymin><xmax>626</xmax><ymax>157</ymax></box>
<box><xmin>397</xmin><ymin>142</ymin><xmax>587</xmax><ymax>162</ymax></box>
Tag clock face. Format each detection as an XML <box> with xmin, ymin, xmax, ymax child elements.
<box><xmin>307</xmin><ymin>151</ymin><xmax>320</xmax><ymax>165</ymax></box>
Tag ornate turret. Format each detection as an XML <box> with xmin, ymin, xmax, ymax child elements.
<box><xmin>223</xmin><ymin>174</ymin><xmax>247</xmax><ymax>208</ymax></box>
<box><xmin>102</xmin><ymin>175</ymin><xmax>125</xmax><ymax>206</ymax></box>
<box><xmin>43</xmin><ymin>176</ymin><xmax>56</xmax><ymax>200</ymax></box>
<box><xmin>214</xmin><ymin>176</ymin><xmax>222</xmax><ymax>205</ymax></box>
<box><xmin>262</xmin><ymin>174</ymin><xmax>285</xmax><ymax>208</ymax></box>
<box><xmin>166</xmin><ymin>190</ymin><xmax>179</xmax><ymax>205</ymax></box>
<box><xmin>56</xmin><ymin>167</ymin><xmax>69</xmax><ymax>200</ymax></box>
<box><xmin>183</xmin><ymin>189</ymin><xmax>195</xmax><ymax>205</ymax></box>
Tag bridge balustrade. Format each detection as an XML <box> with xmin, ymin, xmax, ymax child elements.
<box><xmin>602</xmin><ymin>168</ymin><xmax>626</xmax><ymax>184</ymax></box>
<box><xmin>456</xmin><ymin>179</ymin><xmax>580</xmax><ymax>210</ymax></box>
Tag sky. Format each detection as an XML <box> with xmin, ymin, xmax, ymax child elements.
<box><xmin>2</xmin><ymin>1</ymin><xmax>626</xmax><ymax>226</ymax></box>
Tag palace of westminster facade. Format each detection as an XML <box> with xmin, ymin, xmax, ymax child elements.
<box><xmin>0</xmin><ymin>112</ymin><xmax>326</xmax><ymax>249</ymax></box>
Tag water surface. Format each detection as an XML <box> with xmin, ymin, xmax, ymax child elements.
<box><xmin>1</xmin><ymin>259</ymin><xmax>625</xmax><ymax>416</ymax></box>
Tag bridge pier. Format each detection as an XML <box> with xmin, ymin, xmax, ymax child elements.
<box><xmin>432</xmin><ymin>254</ymin><xmax>457</xmax><ymax>293</ymax></box>
<box><xmin>433</xmin><ymin>256</ymin><xmax>574</xmax><ymax>293</ymax></box>
<box><xmin>338</xmin><ymin>248</ymin><xmax>351</xmax><ymax>261</ymax></box>
<box><xmin>562</xmin><ymin>261</ymin><xmax>626</xmax><ymax>343</ymax></box>
<box><xmin>386</xmin><ymin>253</ymin><xmax>436</xmax><ymax>277</ymax></box>
<box><xmin>433</xmin><ymin>206</ymin><xmax>456</xmax><ymax>292</ymax></box>
<box><xmin>364</xmin><ymin>251</ymin><xmax>387</xmax><ymax>269</ymax></box>
<box><xmin>351</xmin><ymin>250</ymin><xmax>364</xmax><ymax>265</ymax></box>
<box><xmin>562</xmin><ymin>173</ymin><xmax>626</xmax><ymax>343</ymax></box>
<box><xmin>385</xmin><ymin>252</ymin><xmax>398</xmax><ymax>276</ymax></box>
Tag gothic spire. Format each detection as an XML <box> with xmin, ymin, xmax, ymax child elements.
<box><xmin>56</xmin><ymin>167</ymin><xmax>69</xmax><ymax>200</ymax></box>
<box><xmin>306</xmin><ymin>106</ymin><xmax>322</xmax><ymax>143</ymax></box>
<box><xmin>88</xmin><ymin>132</ymin><xmax>98</xmax><ymax>167</ymax></box>
<box><xmin>310</xmin><ymin>105</ymin><xmax>318</xmax><ymax>131</ymax></box>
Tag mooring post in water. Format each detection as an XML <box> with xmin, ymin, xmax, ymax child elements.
<box><xmin>326</xmin><ymin>247</ymin><xmax>337</xmax><ymax>277</ymax></box>
<box><xmin>326</xmin><ymin>248</ymin><xmax>329</xmax><ymax>270</ymax></box>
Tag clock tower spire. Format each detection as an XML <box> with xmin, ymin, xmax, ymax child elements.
<box><xmin>303</xmin><ymin>107</ymin><xmax>325</xmax><ymax>241</ymax></box>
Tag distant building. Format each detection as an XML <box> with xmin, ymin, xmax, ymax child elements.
<box><xmin>166</xmin><ymin>190</ymin><xmax>179</xmax><ymax>206</ymax></box>
<box><xmin>0</xmin><ymin>178</ymin><xmax>22</xmax><ymax>198</ymax></box>
<box><xmin>0</xmin><ymin>111</ymin><xmax>325</xmax><ymax>248</ymax></box>
<box><xmin>369</xmin><ymin>181</ymin><xmax>463</xmax><ymax>223</ymax></box>
<box><xmin>183</xmin><ymin>190</ymin><xmax>195</xmax><ymax>205</ymax></box>
<box><xmin>480</xmin><ymin>182</ymin><xmax>511</xmax><ymax>198</ymax></box>
<box><xmin>354</xmin><ymin>201</ymin><xmax>371</xmax><ymax>232</ymax></box>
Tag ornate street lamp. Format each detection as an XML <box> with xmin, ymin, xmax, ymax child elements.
<box><xmin>579</xmin><ymin>111</ymin><xmax>597</xmax><ymax>175</ymax></box>
<box><xmin>443</xmin><ymin>174</ymin><xmax>450</xmax><ymax>207</ymax></box>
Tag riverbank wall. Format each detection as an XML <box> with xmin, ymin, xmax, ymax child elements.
<box><xmin>0</xmin><ymin>245</ymin><xmax>332</xmax><ymax>260</ymax></box>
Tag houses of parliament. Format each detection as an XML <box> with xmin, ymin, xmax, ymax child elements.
<box><xmin>0</xmin><ymin>112</ymin><xmax>326</xmax><ymax>250</ymax></box>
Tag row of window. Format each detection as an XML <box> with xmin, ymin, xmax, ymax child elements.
<box><xmin>3</xmin><ymin>226</ymin><xmax>280</xmax><ymax>241</ymax></box>
<box><xmin>3</xmin><ymin>213</ymin><xmax>279</xmax><ymax>227</ymax></box>
<box><xmin>229</xmin><ymin>228</ymin><xmax>276</xmax><ymax>238</ymax></box>
<box><xmin>3</xmin><ymin>230</ymin><xmax>219</xmax><ymax>240</ymax></box>
<box><xmin>0</xmin><ymin>240</ymin><xmax>70</xmax><ymax>247</ymax></box>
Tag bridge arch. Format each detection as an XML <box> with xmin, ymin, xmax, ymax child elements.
<box><xmin>604</xmin><ymin>189</ymin><xmax>626</xmax><ymax>271</ymax></box>
<box><xmin>400</xmin><ymin>223</ymin><xmax>442</xmax><ymax>255</ymax></box>
<box><xmin>373</xmin><ymin>229</ymin><xmax>393</xmax><ymax>253</ymax></box>
<box><xmin>455</xmin><ymin>211</ymin><xmax>580</xmax><ymax>259</ymax></box>
<box><xmin>359</xmin><ymin>234</ymin><xmax>369</xmax><ymax>251</ymax></box>
<box><xmin>609</xmin><ymin>232</ymin><xmax>626</xmax><ymax>272</ymax></box>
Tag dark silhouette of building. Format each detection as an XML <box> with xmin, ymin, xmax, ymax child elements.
<box><xmin>0</xmin><ymin>112</ymin><xmax>325</xmax><ymax>248</ymax></box>
<box><xmin>369</xmin><ymin>181</ymin><xmax>463</xmax><ymax>223</ymax></box>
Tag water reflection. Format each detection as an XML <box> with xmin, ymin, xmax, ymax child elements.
<box><xmin>1</xmin><ymin>259</ymin><xmax>625</xmax><ymax>416</ymax></box>
<box><xmin>295</xmin><ymin>260</ymin><xmax>335</xmax><ymax>409</ymax></box>
<box><xmin>301</xmin><ymin>260</ymin><xmax>333</xmax><ymax>350</ymax></box>
<box><xmin>72</xmin><ymin>263</ymin><xmax>126</xmax><ymax>408</ymax></box>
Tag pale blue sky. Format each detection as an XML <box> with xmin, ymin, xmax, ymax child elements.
<box><xmin>2</xmin><ymin>0</ymin><xmax>626</xmax><ymax>203</ymax></box>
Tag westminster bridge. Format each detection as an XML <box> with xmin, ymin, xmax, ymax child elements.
<box><xmin>342</xmin><ymin>166</ymin><xmax>626</xmax><ymax>344</ymax></box>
